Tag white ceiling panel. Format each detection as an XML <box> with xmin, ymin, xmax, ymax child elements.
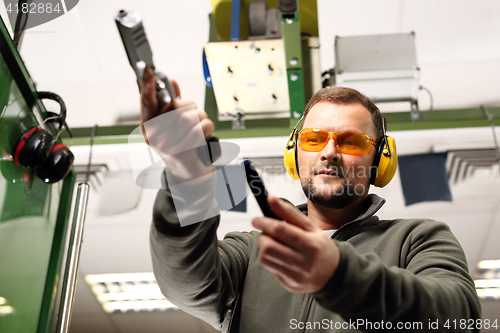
<box><xmin>402</xmin><ymin>0</ymin><xmax>500</xmax><ymax>64</ymax></box>
<box><xmin>69</xmin><ymin>312</ymin><xmax>118</xmax><ymax>333</ymax></box>
<box><xmin>318</xmin><ymin>0</ymin><xmax>403</xmax><ymax>72</ymax></box>
<box><xmin>110</xmin><ymin>311</ymin><xmax>215</xmax><ymax>333</ymax></box>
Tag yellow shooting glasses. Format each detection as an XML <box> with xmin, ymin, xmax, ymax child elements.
<box><xmin>298</xmin><ymin>128</ymin><xmax>377</xmax><ymax>155</ymax></box>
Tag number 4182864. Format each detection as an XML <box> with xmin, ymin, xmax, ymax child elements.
<box><xmin>6</xmin><ymin>2</ymin><xmax>61</xmax><ymax>14</ymax></box>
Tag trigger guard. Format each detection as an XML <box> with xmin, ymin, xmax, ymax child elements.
<box><xmin>156</xmin><ymin>89</ymin><xmax>172</xmax><ymax>108</ymax></box>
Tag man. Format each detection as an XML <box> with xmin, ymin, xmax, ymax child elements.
<box><xmin>141</xmin><ymin>68</ymin><xmax>481</xmax><ymax>332</ymax></box>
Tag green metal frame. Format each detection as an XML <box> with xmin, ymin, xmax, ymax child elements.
<box><xmin>0</xmin><ymin>15</ymin><xmax>76</xmax><ymax>333</ymax></box>
<box><xmin>0</xmin><ymin>19</ymin><xmax>46</xmax><ymax>125</ymax></box>
<box><xmin>37</xmin><ymin>171</ymin><xmax>76</xmax><ymax>333</ymax></box>
<box><xmin>60</xmin><ymin>106</ymin><xmax>500</xmax><ymax>145</ymax></box>
<box><xmin>281</xmin><ymin>8</ymin><xmax>306</xmax><ymax>119</ymax></box>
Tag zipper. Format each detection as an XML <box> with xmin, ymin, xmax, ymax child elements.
<box><xmin>299</xmin><ymin>230</ymin><xmax>343</xmax><ymax>333</ymax></box>
<box><xmin>298</xmin><ymin>198</ymin><xmax>385</xmax><ymax>333</ymax></box>
<box><xmin>301</xmin><ymin>296</ymin><xmax>314</xmax><ymax>333</ymax></box>
<box><xmin>225</xmin><ymin>293</ymin><xmax>241</xmax><ymax>333</ymax></box>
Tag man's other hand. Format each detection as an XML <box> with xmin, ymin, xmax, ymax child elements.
<box><xmin>252</xmin><ymin>195</ymin><xmax>341</xmax><ymax>294</ymax></box>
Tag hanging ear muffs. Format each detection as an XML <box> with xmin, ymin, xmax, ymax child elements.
<box><xmin>11</xmin><ymin>92</ymin><xmax>74</xmax><ymax>183</ymax></box>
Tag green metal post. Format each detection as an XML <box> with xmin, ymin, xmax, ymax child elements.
<box><xmin>281</xmin><ymin>5</ymin><xmax>306</xmax><ymax>119</ymax></box>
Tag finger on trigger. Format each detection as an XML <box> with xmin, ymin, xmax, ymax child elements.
<box><xmin>173</xmin><ymin>99</ymin><xmax>196</xmax><ymax>110</ymax></box>
<box><xmin>200</xmin><ymin>119</ymin><xmax>215</xmax><ymax>138</ymax></box>
<box><xmin>197</xmin><ymin>108</ymin><xmax>208</xmax><ymax>120</ymax></box>
<box><xmin>141</xmin><ymin>67</ymin><xmax>154</xmax><ymax>97</ymax></box>
<box><xmin>140</xmin><ymin>72</ymin><xmax>159</xmax><ymax>123</ymax></box>
<box><xmin>170</xmin><ymin>79</ymin><xmax>181</xmax><ymax>98</ymax></box>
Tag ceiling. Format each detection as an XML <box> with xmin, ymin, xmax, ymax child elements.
<box><xmin>1</xmin><ymin>0</ymin><xmax>500</xmax><ymax>332</ymax></box>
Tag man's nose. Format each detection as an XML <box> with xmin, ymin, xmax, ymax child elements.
<box><xmin>320</xmin><ymin>138</ymin><xmax>341</xmax><ymax>162</ymax></box>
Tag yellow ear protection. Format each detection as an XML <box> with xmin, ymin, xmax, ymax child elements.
<box><xmin>370</xmin><ymin>132</ymin><xmax>398</xmax><ymax>188</ymax></box>
<box><xmin>283</xmin><ymin>111</ymin><xmax>398</xmax><ymax>187</ymax></box>
<box><xmin>284</xmin><ymin>126</ymin><xmax>301</xmax><ymax>180</ymax></box>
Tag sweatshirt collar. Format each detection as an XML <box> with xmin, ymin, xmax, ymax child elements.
<box><xmin>296</xmin><ymin>194</ymin><xmax>386</xmax><ymax>225</ymax></box>
<box><xmin>352</xmin><ymin>194</ymin><xmax>386</xmax><ymax>224</ymax></box>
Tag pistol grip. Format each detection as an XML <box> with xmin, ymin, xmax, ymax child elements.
<box><xmin>197</xmin><ymin>136</ymin><xmax>221</xmax><ymax>166</ymax></box>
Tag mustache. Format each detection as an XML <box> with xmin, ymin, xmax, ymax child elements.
<box><xmin>311</xmin><ymin>164</ymin><xmax>348</xmax><ymax>177</ymax></box>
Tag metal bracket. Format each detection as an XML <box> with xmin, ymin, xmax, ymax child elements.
<box><xmin>481</xmin><ymin>105</ymin><xmax>500</xmax><ymax>174</ymax></box>
<box><xmin>281</xmin><ymin>6</ymin><xmax>305</xmax><ymax>119</ymax></box>
<box><xmin>232</xmin><ymin>109</ymin><xmax>246</xmax><ymax>129</ymax></box>
<box><xmin>410</xmin><ymin>101</ymin><xmax>420</xmax><ymax>122</ymax></box>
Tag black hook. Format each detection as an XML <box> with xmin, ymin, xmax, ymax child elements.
<box><xmin>38</xmin><ymin>91</ymin><xmax>73</xmax><ymax>138</ymax></box>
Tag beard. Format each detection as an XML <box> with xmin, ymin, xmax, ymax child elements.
<box><xmin>301</xmin><ymin>178</ymin><xmax>357</xmax><ymax>209</ymax></box>
<box><xmin>299</xmin><ymin>163</ymin><xmax>368</xmax><ymax>209</ymax></box>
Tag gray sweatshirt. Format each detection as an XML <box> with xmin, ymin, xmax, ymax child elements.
<box><xmin>150</xmin><ymin>175</ymin><xmax>481</xmax><ymax>332</ymax></box>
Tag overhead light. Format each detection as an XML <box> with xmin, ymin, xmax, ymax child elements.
<box><xmin>477</xmin><ymin>260</ymin><xmax>500</xmax><ymax>270</ymax></box>
<box><xmin>85</xmin><ymin>273</ymin><xmax>179</xmax><ymax>314</ymax></box>
<box><xmin>474</xmin><ymin>280</ymin><xmax>500</xmax><ymax>288</ymax></box>
<box><xmin>0</xmin><ymin>297</ymin><xmax>14</xmax><ymax>316</ymax></box>
<box><xmin>0</xmin><ymin>305</ymin><xmax>14</xmax><ymax>316</ymax></box>
<box><xmin>474</xmin><ymin>260</ymin><xmax>500</xmax><ymax>300</ymax></box>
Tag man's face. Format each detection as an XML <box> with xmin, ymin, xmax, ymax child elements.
<box><xmin>297</xmin><ymin>101</ymin><xmax>378</xmax><ymax>209</ymax></box>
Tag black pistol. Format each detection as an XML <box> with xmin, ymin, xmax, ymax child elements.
<box><xmin>243</xmin><ymin>160</ymin><xmax>279</xmax><ymax>219</ymax></box>
<box><xmin>115</xmin><ymin>9</ymin><xmax>221</xmax><ymax>165</ymax></box>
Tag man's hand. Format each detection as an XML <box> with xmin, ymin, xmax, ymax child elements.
<box><xmin>140</xmin><ymin>67</ymin><xmax>215</xmax><ymax>141</ymax></box>
<box><xmin>252</xmin><ymin>194</ymin><xmax>340</xmax><ymax>294</ymax></box>
<box><xmin>140</xmin><ymin>67</ymin><xmax>215</xmax><ymax>182</ymax></box>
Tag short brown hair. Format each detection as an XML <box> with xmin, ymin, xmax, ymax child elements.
<box><xmin>301</xmin><ymin>87</ymin><xmax>387</xmax><ymax>142</ymax></box>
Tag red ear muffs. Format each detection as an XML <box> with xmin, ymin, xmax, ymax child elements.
<box><xmin>12</xmin><ymin>126</ymin><xmax>54</xmax><ymax>169</ymax></box>
<box><xmin>34</xmin><ymin>143</ymin><xmax>74</xmax><ymax>183</ymax></box>
<box><xmin>10</xmin><ymin>92</ymin><xmax>74</xmax><ymax>183</ymax></box>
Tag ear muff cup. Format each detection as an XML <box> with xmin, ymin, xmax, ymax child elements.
<box><xmin>370</xmin><ymin>135</ymin><xmax>397</xmax><ymax>188</ymax></box>
<box><xmin>12</xmin><ymin>125</ymin><xmax>74</xmax><ymax>183</ymax></box>
<box><xmin>34</xmin><ymin>143</ymin><xmax>74</xmax><ymax>183</ymax></box>
<box><xmin>284</xmin><ymin>129</ymin><xmax>300</xmax><ymax>180</ymax></box>
<box><xmin>12</xmin><ymin>126</ymin><xmax>54</xmax><ymax>169</ymax></box>
<box><xmin>10</xmin><ymin>92</ymin><xmax>74</xmax><ymax>183</ymax></box>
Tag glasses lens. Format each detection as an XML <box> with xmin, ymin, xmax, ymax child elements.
<box><xmin>298</xmin><ymin>128</ymin><xmax>329</xmax><ymax>151</ymax></box>
<box><xmin>337</xmin><ymin>132</ymin><xmax>371</xmax><ymax>155</ymax></box>
<box><xmin>298</xmin><ymin>129</ymin><xmax>374</xmax><ymax>155</ymax></box>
